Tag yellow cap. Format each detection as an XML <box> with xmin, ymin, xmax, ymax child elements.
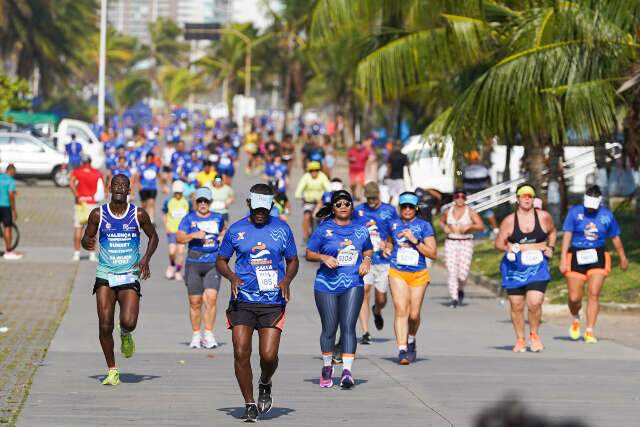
<box><xmin>307</xmin><ymin>161</ymin><xmax>321</xmax><ymax>171</ymax></box>
<box><xmin>516</xmin><ymin>185</ymin><xmax>536</xmax><ymax>197</ymax></box>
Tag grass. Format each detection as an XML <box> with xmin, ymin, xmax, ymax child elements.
<box><xmin>436</xmin><ymin>204</ymin><xmax>640</xmax><ymax>304</ymax></box>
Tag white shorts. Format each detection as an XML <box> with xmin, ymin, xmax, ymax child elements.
<box><xmin>363</xmin><ymin>263</ymin><xmax>390</xmax><ymax>293</ymax></box>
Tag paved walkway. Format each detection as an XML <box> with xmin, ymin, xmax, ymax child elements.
<box><xmin>17</xmin><ymin>166</ymin><xmax>640</xmax><ymax>426</ymax></box>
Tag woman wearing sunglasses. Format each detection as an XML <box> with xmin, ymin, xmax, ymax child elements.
<box><xmin>306</xmin><ymin>190</ymin><xmax>373</xmax><ymax>389</ymax></box>
<box><xmin>440</xmin><ymin>189</ymin><xmax>484</xmax><ymax>308</ymax></box>
<box><xmin>386</xmin><ymin>192</ymin><xmax>437</xmax><ymax>365</ymax></box>
<box><xmin>176</xmin><ymin>187</ymin><xmax>226</xmax><ymax>350</ymax></box>
<box><xmin>495</xmin><ymin>183</ymin><xmax>556</xmax><ymax>353</ymax></box>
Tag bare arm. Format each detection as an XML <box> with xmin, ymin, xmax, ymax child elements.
<box><xmin>69</xmin><ymin>175</ymin><xmax>79</xmax><ymax>203</ymax></box>
<box><xmin>416</xmin><ymin>236</ymin><xmax>437</xmax><ymax>260</ymax></box>
<box><xmin>465</xmin><ymin>209</ymin><xmax>485</xmax><ymax>233</ymax></box>
<box><xmin>81</xmin><ymin>208</ymin><xmax>101</xmax><ymax>250</ymax></box>
<box><xmin>439</xmin><ymin>209</ymin><xmax>451</xmax><ymax>234</ymax></box>
<box><xmin>176</xmin><ymin>228</ymin><xmax>205</xmax><ymax>244</ymax></box>
<box><xmin>216</xmin><ymin>255</ymin><xmax>243</xmax><ymax>300</ymax></box>
<box><xmin>542</xmin><ymin>210</ymin><xmax>557</xmax><ymax>258</ymax></box>
<box><xmin>279</xmin><ymin>256</ymin><xmax>299</xmax><ymax>302</ymax></box>
<box><xmin>611</xmin><ymin>236</ymin><xmax>629</xmax><ymax>271</ymax></box>
<box><xmin>305</xmin><ymin>248</ymin><xmax>338</xmax><ymax>268</ymax></box>
<box><xmin>495</xmin><ymin>214</ymin><xmax>513</xmax><ymax>252</ymax></box>
<box><xmin>559</xmin><ymin>232</ymin><xmax>572</xmax><ymax>274</ymax></box>
<box><xmin>9</xmin><ymin>191</ymin><xmax>16</xmax><ymax>221</ymax></box>
<box><xmin>137</xmin><ymin>208</ymin><xmax>159</xmax><ymax>280</ymax></box>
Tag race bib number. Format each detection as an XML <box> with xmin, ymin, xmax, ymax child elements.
<box><xmin>142</xmin><ymin>169</ymin><xmax>157</xmax><ymax>180</ymax></box>
<box><xmin>521</xmin><ymin>250</ymin><xmax>544</xmax><ymax>266</ymax></box>
<box><xmin>211</xmin><ymin>200</ymin><xmax>226</xmax><ymax>211</ymax></box>
<box><xmin>257</xmin><ymin>269</ymin><xmax>278</xmax><ymax>292</ymax></box>
<box><xmin>107</xmin><ymin>273</ymin><xmax>137</xmax><ymax>288</ymax></box>
<box><xmin>397</xmin><ymin>247</ymin><xmax>419</xmax><ymax>266</ymax></box>
<box><xmin>171</xmin><ymin>208</ymin><xmax>187</xmax><ymax>219</ymax></box>
<box><xmin>220</xmin><ymin>157</ymin><xmax>232</xmax><ymax>166</ymax></box>
<box><xmin>197</xmin><ymin>220</ymin><xmax>219</xmax><ymax>235</ymax></box>
<box><xmin>337</xmin><ymin>250</ymin><xmax>358</xmax><ymax>267</ymax></box>
<box><xmin>576</xmin><ymin>249</ymin><xmax>598</xmax><ymax>265</ymax></box>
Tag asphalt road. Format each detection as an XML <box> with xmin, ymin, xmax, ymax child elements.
<box><xmin>17</xmin><ymin>164</ymin><xmax>640</xmax><ymax>426</ymax></box>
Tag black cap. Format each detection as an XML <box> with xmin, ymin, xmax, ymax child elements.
<box><xmin>331</xmin><ymin>190</ymin><xmax>353</xmax><ymax>205</ymax></box>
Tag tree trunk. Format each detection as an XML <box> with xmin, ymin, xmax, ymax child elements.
<box><xmin>281</xmin><ymin>33</ymin><xmax>295</xmax><ymax>134</ymax></box>
<box><xmin>525</xmin><ymin>135</ymin><xmax>546</xmax><ymax>191</ymax></box>
<box><xmin>624</xmin><ymin>91</ymin><xmax>640</xmax><ymax>236</ymax></box>
<box><xmin>503</xmin><ymin>138</ymin><xmax>512</xmax><ymax>182</ymax></box>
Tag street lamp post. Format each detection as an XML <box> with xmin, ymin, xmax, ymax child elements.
<box><xmin>97</xmin><ymin>0</ymin><xmax>107</xmax><ymax>127</ymax></box>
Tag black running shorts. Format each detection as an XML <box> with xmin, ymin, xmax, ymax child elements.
<box><xmin>93</xmin><ymin>277</ymin><xmax>142</xmax><ymax>297</ymax></box>
<box><xmin>226</xmin><ymin>301</ymin><xmax>285</xmax><ymax>331</ymax></box>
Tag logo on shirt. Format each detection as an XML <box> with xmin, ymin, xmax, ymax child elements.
<box><xmin>236</xmin><ymin>232</ymin><xmax>245</xmax><ymax>241</ymax></box>
<box><xmin>584</xmin><ymin>222</ymin><xmax>599</xmax><ymax>241</ymax></box>
<box><xmin>250</xmin><ymin>242</ymin><xmax>271</xmax><ymax>259</ymax></box>
<box><xmin>325</xmin><ymin>229</ymin><xmax>333</xmax><ymax>237</ymax></box>
<box><xmin>105</xmin><ymin>222</ymin><xmax>111</xmax><ymax>230</ymax></box>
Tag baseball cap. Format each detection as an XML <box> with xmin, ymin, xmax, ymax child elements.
<box><xmin>172</xmin><ymin>180</ymin><xmax>185</xmax><ymax>193</ymax></box>
<box><xmin>195</xmin><ymin>187</ymin><xmax>212</xmax><ymax>201</ymax></box>
<box><xmin>364</xmin><ymin>182</ymin><xmax>380</xmax><ymax>198</ymax></box>
<box><xmin>331</xmin><ymin>190</ymin><xmax>353</xmax><ymax>205</ymax></box>
<box><xmin>516</xmin><ymin>184</ymin><xmax>536</xmax><ymax>198</ymax></box>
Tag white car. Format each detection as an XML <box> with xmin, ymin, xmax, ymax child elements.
<box><xmin>0</xmin><ymin>132</ymin><xmax>68</xmax><ymax>187</ymax></box>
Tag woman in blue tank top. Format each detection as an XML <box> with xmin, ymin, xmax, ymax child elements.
<box><xmin>495</xmin><ymin>184</ymin><xmax>556</xmax><ymax>353</ymax></box>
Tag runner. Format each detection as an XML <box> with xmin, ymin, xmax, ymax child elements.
<box><xmin>354</xmin><ymin>182</ymin><xmax>397</xmax><ymax>344</ymax></box>
<box><xmin>560</xmin><ymin>185</ymin><xmax>628</xmax><ymax>343</ymax></box>
<box><xmin>162</xmin><ymin>181</ymin><xmax>190</xmax><ymax>280</ymax></box>
<box><xmin>216</xmin><ymin>183</ymin><xmax>299</xmax><ymax>422</ymax></box>
<box><xmin>136</xmin><ymin>152</ymin><xmax>161</xmax><ymax>223</ymax></box>
<box><xmin>495</xmin><ymin>184</ymin><xmax>556</xmax><ymax>353</ymax></box>
<box><xmin>176</xmin><ymin>187</ymin><xmax>225</xmax><ymax>349</ymax></box>
<box><xmin>347</xmin><ymin>140</ymin><xmax>371</xmax><ymax>201</ymax></box>
<box><xmin>217</xmin><ymin>137</ymin><xmax>237</xmax><ymax>185</ymax></box>
<box><xmin>70</xmin><ymin>154</ymin><xmax>104</xmax><ymax>262</ymax></box>
<box><xmin>81</xmin><ymin>173</ymin><xmax>158</xmax><ymax>386</ymax></box>
<box><xmin>195</xmin><ymin>160</ymin><xmax>217</xmax><ymax>188</ymax></box>
<box><xmin>208</xmin><ymin>174</ymin><xmax>235</xmax><ymax>223</ymax></box>
<box><xmin>387</xmin><ymin>191</ymin><xmax>437</xmax><ymax>365</ymax></box>
<box><xmin>306</xmin><ymin>190</ymin><xmax>373</xmax><ymax>388</ymax></box>
<box><xmin>263</xmin><ymin>153</ymin><xmax>288</xmax><ymax>194</ymax></box>
<box><xmin>280</xmin><ymin>133</ymin><xmax>295</xmax><ymax>172</ymax></box>
<box><xmin>440</xmin><ymin>189</ymin><xmax>484</xmax><ymax>308</ymax></box>
<box><xmin>385</xmin><ymin>140</ymin><xmax>410</xmax><ymax>205</ymax></box>
<box><xmin>294</xmin><ymin>161</ymin><xmax>330</xmax><ymax>241</ymax></box>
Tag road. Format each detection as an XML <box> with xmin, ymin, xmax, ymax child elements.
<box><xmin>17</xmin><ymin>164</ymin><xmax>640</xmax><ymax>426</ymax></box>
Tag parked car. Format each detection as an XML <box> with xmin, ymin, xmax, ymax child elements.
<box><xmin>0</xmin><ymin>132</ymin><xmax>68</xmax><ymax>187</ymax></box>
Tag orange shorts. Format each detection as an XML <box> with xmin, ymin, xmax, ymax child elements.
<box><xmin>389</xmin><ymin>268</ymin><xmax>430</xmax><ymax>287</ymax></box>
<box><xmin>564</xmin><ymin>249</ymin><xmax>611</xmax><ymax>281</ymax></box>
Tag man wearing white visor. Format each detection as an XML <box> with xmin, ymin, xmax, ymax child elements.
<box><xmin>217</xmin><ymin>183</ymin><xmax>299</xmax><ymax>422</ymax></box>
<box><xmin>560</xmin><ymin>185</ymin><xmax>628</xmax><ymax>344</ymax></box>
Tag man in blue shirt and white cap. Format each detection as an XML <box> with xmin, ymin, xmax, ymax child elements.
<box><xmin>217</xmin><ymin>183</ymin><xmax>299</xmax><ymax>422</ymax></box>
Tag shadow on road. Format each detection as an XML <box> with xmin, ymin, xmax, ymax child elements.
<box><xmin>217</xmin><ymin>406</ymin><xmax>296</xmax><ymax>420</ymax></box>
<box><xmin>89</xmin><ymin>373</ymin><xmax>161</xmax><ymax>383</ymax></box>
<box><xmin>303</xmin><ymin>377</ymin><xmax>369</xmax><ymax>386</ymax></box>
<box><xmin>380</xmin><ymin>357</ymin><xmax>429</xmax><ymax>364</ymax></box>
<box><xmin>178</xmin><ymin>341</ymin><xmax>228</xmax><ymax>348</ymax></box>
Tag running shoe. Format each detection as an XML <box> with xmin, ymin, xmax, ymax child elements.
<box><xmin>584</xmin><ymin>331</ymin><xmax>598</xmax><ymax>344</ymax></box>
<box><xmin>361</xmin><ymin>332</ymin><xmax>372</xmax><ymax>345</ymax></box>
<box><xmin>202</xmin><ymin>331</ymin><xmax>218</xmax><ymax>349</ymax></box>
<box><xmin>89</xmin><ymin>252</ymin><xmax>97</xmax><ymax>262</ymax></box>
<box><xmin>319</xmin><ymin>366</ymin><xmax>333</xmax><ymax>388</ymax></box>
<box><xmin>569</xmin><ymin>319</ymin><xmax>581</xmax><ymax>341</ymax></box>
<box><xmin>102</xmin><ymin>368</ymin><xmax>120</xmax><ymax>386</ymax></box>
<box><xmin>529</xmin><ymin>332</ymin><xmax>544</xmax><ymax>352</ymax></box>
<box><xmin>257</xmin><ymin>382</ymin><xmax>273</xmax><ymax>414</ymax></box>
<box><xmin>339</xmin><ymin>369</ymin><xmax>354</xmax><ymax>389</ymax></box>
<box><xmin>242</xmin><ymin>403</ymin><xmax>259</xmax><ymax>423</ymax></box>
<box><xmin>512</xmin><ymin>338</ymin><xmax>526</xmax><ymax>353</ymax></box>
<box><xmin>398</xmin><ymin>349</ymin><xmax>410</xmax><ymax>365</ymax></box>
<box><xmin>174</xmin><ymin>271</ymin><xmax>183</xmax><ymax>281</ymax></box>
<box><xmin>372</xmin><ymin>304</ymin><xmax>384</xmax><ymax>330</ymax></box>
<box><xmin>165</xmin><ymin>265</ymin><xmax>174</xmax><ymax>279</ymax></box>
<box><xmin>3</xmin><ymin>251</ymin><xmax>23</xmax><ymax>260</ymax></box>
<box><xmin>121</xmin><ymin>331</ymin><xmax>135</xmax><ymax>358</ymax></box>
<box><xmin>189</xmin><ymin>333</ymin><xmax>202</xmax><ymax>349</ymax></box>
<box><xmin>450</xmin><ymin>299</ymin><xmax>459</xmax><ymax>308</ymax></box>
<box><xmin>72</xmin><ymin>252</ymin><xmax>80</xmax><ymax>262</ymax></box>
<box><xmin>407</xmin><ymin>341</ymin><xmax>417</xmax><ymax>362</ymax></box>
<box><xmin>458</xmin><ymin>290</ymin><xmax>465</xmax><ymax>305</ymax></box>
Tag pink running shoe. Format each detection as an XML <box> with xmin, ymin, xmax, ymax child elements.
<box><xmin>319</xmin><ymin>366</ymin><xmax>333</xmax><ymax>388</ymax></box>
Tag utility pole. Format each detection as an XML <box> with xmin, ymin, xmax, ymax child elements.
<box><xmin>98</xmin><ymin>0</ymin><xmax>108</xmax><ymax>127</ymax></box>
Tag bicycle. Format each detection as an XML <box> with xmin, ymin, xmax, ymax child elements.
<box><xmin>0</xmin><ymin>222</ymin><xmax>20</xmax><ymax>252</ymax></box>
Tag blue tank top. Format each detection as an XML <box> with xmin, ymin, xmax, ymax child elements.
<box><xmin>96</xmin><ymin>203</ymin><xmax>141</xmax><ymax>283</ymax></box>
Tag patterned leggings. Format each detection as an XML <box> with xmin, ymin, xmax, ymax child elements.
<box><xmin>444</xmin><ymin>239</ymin><xmax>474</xmax><ymax>300</ymax></box>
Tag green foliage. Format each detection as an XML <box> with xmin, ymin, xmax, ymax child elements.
<box><xmin>0</xmin><ymin>75</ymin><xmax>30</xmax><ymax>116</ymax></box>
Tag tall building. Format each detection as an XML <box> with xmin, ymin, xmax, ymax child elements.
<box><xmin>107</xmin><ymin>0</ymin><xmax>231</xmax><ymax>44</ymax></box>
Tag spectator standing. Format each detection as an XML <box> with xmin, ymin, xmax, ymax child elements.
<box><xmin>347</xmin><ymin>140</ymin><xmax>370</xmax><ymax>200</ymax></box>
<box><xmin>0</xmin><ymin>164</ymin><xmax>21</xmax><ymax>259</ymax></box>
<box><xmin>65</xmin><ymin>134</ymin><xmax>83</xmax><ymax>170</ymax></box>
<box><xmin>70</xmin><ymin>154</ymin><xmax>104</xmax><ymax>261</ymax></box>
<box><xmin>364</xmin><ymin>138</ymin><xmax>378</xmax><ymax>184</ymax></box>
<box><xmin>386</xmin><ymin>141</ymin><xmax>411</xmax><ymax>205</ymax></box>
<box><xmin>462</xmin><ymin>151</ymin><xmax>498</xmax><ymax>235</ymax></box>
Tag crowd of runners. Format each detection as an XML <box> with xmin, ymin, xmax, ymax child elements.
<box><xmin>52</xmin><ymin>112</ymin><xmax>630</xmax><ymax>422</ymax></box>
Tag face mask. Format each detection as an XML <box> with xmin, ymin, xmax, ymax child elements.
<box><xmin>584</xmin><ymin>195</ymin><xmax>601</xmax><ymax>210</ymax></box>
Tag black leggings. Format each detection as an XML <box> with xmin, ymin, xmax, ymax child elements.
<box><xmin>314</xmin><ymin>287</ymin><xmax>364</xmax><ymax>355</ymax></box>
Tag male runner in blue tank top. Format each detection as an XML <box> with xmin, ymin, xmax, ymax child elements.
<box><xmin>216</xmin><ymin>183</ymin><xmax>299</xmax><ymax>422</ymax></box>
<box><xmin>81</xmin><ymin>174</ymin><xmax>159</xmax><ymax>386</ymax></box>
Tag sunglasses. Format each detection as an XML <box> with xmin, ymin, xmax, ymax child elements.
<box><xmin>334</xmin><ymin>201</ymin><xmax>352</xmax><ymax>208</ymax></box>
<box><xmin>454</xmin><ymin>193</ymin><xmax>466</xmax><ymax>199</ymax></box>
<box><xmin>196</xmin><ymin>198</ymin><xmax>210</xmax><ymax>204</ymax></box>
<box><xmin>400</xmin><ymin>204</ymin><xmax>416</xmax><ymax>210</ymax></box>
<box><xmin>518</xmin><ymin>194</ymin><xmax>533</xmax><ymax>199</ymax></box>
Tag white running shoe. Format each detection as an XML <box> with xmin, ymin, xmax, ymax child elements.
<box><xmin>72</xmin><ymin>252</ymin><xmax>80</xmax><ymax>262</ymax></box>
<box><xmin>189</xmin><ymin>333</ymin><xmax>202</xmax><ymax>349</ymax></box>
<box><xmin>89</xmin><ymin>252</ymin><xmax>97</xmax><ymax>262</ymax></box>
<box><xmin>165</xmin><ymin>265</ymin><xmax>175</xmax><ymax>279</ymax></box>
<box><xmin>202</xmin><ymin>331</ymin><xmax>218</xmax><ymax>349</ymax></box>
<box><xmin>174</xmin><ymin>271</ymin><xmax>183</xmax><ymax>281</ymax></box>
<box><xmin>3</xmin><ymin>251</ymin><xmax>23</xmax><ymax>260</ymax></box>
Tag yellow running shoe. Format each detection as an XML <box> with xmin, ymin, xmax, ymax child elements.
<box><xmin>569</xmin><ymin>319</ymin><xmax>581</xmax><ymax>341</ymax></box>
<box><xmin>513</xmin><ymin>338</ymin><xmax>526</xmax><ymax>353</ymax></box>
<box><xmin>121</xmin><ymin>332</ymin><xmax>135</xmax><ymax>358</ymax></box>
<box><xmin>102</xmin><ymin>368</ymin><xmax>120</xmax><ymax>386</ymax></box>
<box><xmin>584</xmin><ymin>331</ymin><xmax>598</xmax><ymax>344</ymax></box>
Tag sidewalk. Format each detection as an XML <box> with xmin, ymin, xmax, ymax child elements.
<box><xmin>16</xmin><ymin>165</ymin><xmax>640</xmax><ymax>426</ymax></box>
